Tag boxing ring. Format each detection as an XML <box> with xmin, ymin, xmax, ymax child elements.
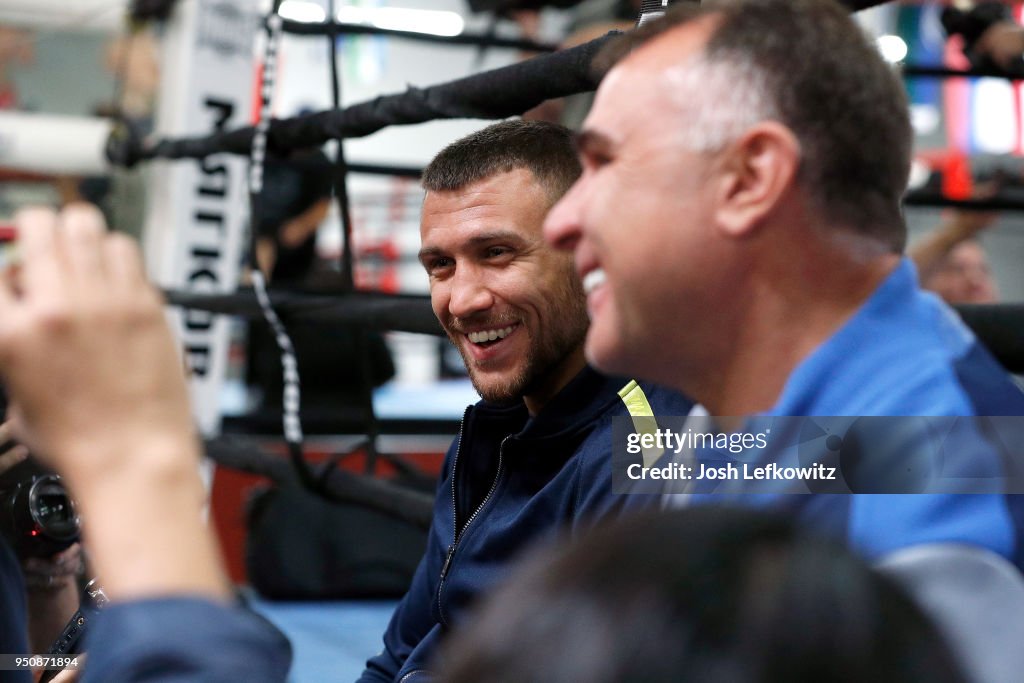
<box><xmin>3</xmin><ymin>0</ymin><xmax>1024</xmax><ymax>679</ymax></box>
<box><xmin>2</xmin><ymin>0</ymin><xmax>1023</xmax><ymax>550</ymax></box>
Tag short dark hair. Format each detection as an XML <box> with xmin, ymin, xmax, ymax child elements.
<box><xmin>440</xmin><ymin>507</ymin><xmax>967</xmax><ymax>683</ymax></box>
<box><xmin>595</xmin><ymin>0</ymin><xmax>912</xmax><ymax>251</ymax></box>
<box><xmin>421</xmin><ymin>119</ymin><xmax>582</xmax><ymax>204</ymax></box>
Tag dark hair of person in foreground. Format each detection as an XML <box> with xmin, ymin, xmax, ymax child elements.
<box><xmin>439</xmin><ymin>507</ymin><xmax>967</xmax><ymax>683</ymax></box>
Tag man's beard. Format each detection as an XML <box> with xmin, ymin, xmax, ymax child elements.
<box><xmin>449</xmin><ymin>276</ymin><xmax>589</xmax><ymax>405</ymax></box>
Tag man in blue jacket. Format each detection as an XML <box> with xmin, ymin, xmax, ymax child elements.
<box><xmin>543</xmin><ymin>0</ymin><xmax>1024</xmax><ymax>565</ymax></box>
<box><xmin>542</xmin><ymin>6</ymin><xmax>1024</xmax><ymax>679</ymax></box>
<box><xmin>360</xmin><ymin>119</ymin><xmax>691</xmax><ymax>681</ymax></box>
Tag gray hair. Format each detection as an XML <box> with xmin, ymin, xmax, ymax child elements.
<box><xmin>595</xmin><ymin>0</ymin><xmax>912</xmax><ymax>251</ymax></box>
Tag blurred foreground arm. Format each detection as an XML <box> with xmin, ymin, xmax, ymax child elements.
<box><xmin>2</xmin><ymin>205</ymin><xmax>289</xmax><ymax>682</ymax></box>
<box><xmin>2</xmin><ymin>204</ymin><xmax>225</xmax><ymax>601</ymax></box>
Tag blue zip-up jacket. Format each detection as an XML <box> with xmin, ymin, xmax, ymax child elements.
<box><xmin>358</xmin><ymin>366</ymin><xmax>693</xmax><ymax>683</ymax></box>
<box><xmin>69</xmin><ymin>367</ymin><xmax>687</xmax><ymax>683</ymax></box>
<box><xmin>677</xmin><ymin>259</ymin><xmax>1024</xmax><ymax>566</ymax></box>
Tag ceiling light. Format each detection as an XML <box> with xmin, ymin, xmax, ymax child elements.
<box><xmin>279</xmin><ymin>0</ymin><xmax>327</xmax><ymax>24</ymax></box>
<box><xmin>876</xmin><ymin>34</ymin><xmax>908</xmax><ymax>64</ymax></box>
<box><xmin>336</xmin><ymin>6</ymin><xmax>465</xmax><ymax>37</ymax></box>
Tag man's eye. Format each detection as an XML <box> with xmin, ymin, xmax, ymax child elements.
<box><xmin>486</xmin><ymin>246</ymin><xmax>511</xmax><ymax>258</ymax></box>
<box><xmin>425</xmin><ymin>257</ymin><xmax>453</xmax><ymax>273</ymax></box>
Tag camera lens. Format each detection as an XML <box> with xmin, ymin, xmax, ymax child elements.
<box><xmin>0</xmin><ymin>465</ymin><xmax>80</xmax><ymax>558</ymax></box>
<box><xmin>30</xmin><ymin>475</ymin><xmax>79</xmax><ymax>541</ymax></box>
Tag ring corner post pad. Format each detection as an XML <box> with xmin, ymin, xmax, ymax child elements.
<box><xmin>142</xmin><ymin>0</ymin><xmax>259</xmax><ymax>471</ymax></box>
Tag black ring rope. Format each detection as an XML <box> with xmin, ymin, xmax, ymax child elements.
<box><xmin>105</xmin><ymin>31</ymin><xmax>616</xmax><ymax>166</ymax></box>
<box><xmin>162</xmin><ymin>284</ymin><xmax>1024</xmax><ymax>373</ymax></box>
<box><xmin>902</xmin><ymin>64</ymin><xmax>1024</xmax><ymax>82</ymax></box>
<box><xmin>162</xmin><ymin>288</ymin><xmax>442</xmax><ymax>334</ymax></box>
<box><xmin>904</xmin><ymin>192</ymin><xmax>1024</xmax><ymax>213</ymax></box>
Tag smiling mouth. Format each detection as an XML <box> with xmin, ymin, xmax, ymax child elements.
<box><xmin>582</xmin><ymin>268</ymin><xmax>606</xmax><ymax>295</ymax></box>
<box><xmin>466</xmin><ymin>324</ymin><xmax>518</xmax><ymax>347</ymax></box>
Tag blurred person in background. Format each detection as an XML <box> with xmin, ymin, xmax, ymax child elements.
<box><xmin>910</xmin><ymin>209</ymin><xmax>1000</xmax><ymax>304</ymax></box>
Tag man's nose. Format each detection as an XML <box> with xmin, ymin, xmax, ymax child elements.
<box><xmin>448</xmin><ymin>265</ymin><xmax>495</xmax><ymax>319</ymax></box>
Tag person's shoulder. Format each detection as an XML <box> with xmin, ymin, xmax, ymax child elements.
<box><xmin>834</xmin><ymin>346</ymin><xmax>969</xmax><ymax>415</ymax></box>
<box><xmin>635</xmin><ymin>381</ymin><xmax>696</xmax><ymax>415</ymax></box>
<box><xmin>572</xmin><ymin>379</ymin><xmax>692</xmax><ymax>463</ymax></box>
<box><xmin>879</xmin><ymin>294</ymin><xmax>1023</xmax><ymax>415</ymax></box>
<box><xmin>597</xmin><ymin>377</ymin><xmax>694</xmax><ymax>419</ymax></box>
<box><xmin>803</xmin><ymin>282</ymin><xmax>1020</xmax><ymax>415</ymax></box>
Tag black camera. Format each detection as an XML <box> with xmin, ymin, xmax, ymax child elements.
<box><xmin>0</xmin><ymin>456</ymin><xmax>80</xmax><ymax>559</ymax></box>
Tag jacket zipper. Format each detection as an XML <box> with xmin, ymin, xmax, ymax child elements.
<box><xmin>435</xmin><ymin>407</ymin><xmax>469</xmax><ymax>625</ymax></box>
<box><xmin>436</xmin><ymin>418</ymin><xmax>509</xmax><ymax>627</ymax></box>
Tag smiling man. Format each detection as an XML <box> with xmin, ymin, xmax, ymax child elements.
<box><xmin>359</xmin><ymin>119</ymin><xmax>692</xmax><ymax>683</ymax></box>
<box><xmin>419</xmin><ymin>166</ymin><xmax>589</xmax><ymax>414</ymax></box>
<box><xmin>541</xmin><ymin>6</ymin><xmax>1024</xmax><ymax>678</ymax></box>
<box><xmin>544</xmin><ymin>0</ymin><xmax>1024</xmax><ymax>566</ymax></box>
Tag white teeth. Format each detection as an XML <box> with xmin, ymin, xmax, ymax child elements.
<box><xmin>583</xmin><ymin>268</ymin><xmax>606</xmax><ymax>295</ymax></box>
<box><xmin>468</xmin><ymin>325</ymin><xmax>515</xmax><ymax>344</ymax></box>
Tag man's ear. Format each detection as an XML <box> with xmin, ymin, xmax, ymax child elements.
<box><xmin>711</xmin><ymin>122</ymin><xmax>800</xmax><ymax>238</ymax></box>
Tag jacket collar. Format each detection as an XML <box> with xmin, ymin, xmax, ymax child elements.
<box><xmin>471</xmin><ymin>365</ymin><xmax>627</xmax><ymax>442</ymax></box>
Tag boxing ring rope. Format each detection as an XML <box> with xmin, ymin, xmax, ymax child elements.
<box><xmin>106</xmin><ymin>31</ymin><xmax>615</xmax><ymax>166</ymax></box>
<box><xmin>158</xmin><ymin>285</ymin><xmax>1024</xmax><ymax>374</ymax></box>
<box><xmin>902</xmin><ymin>64</ymin><xmax>1024</xmax><ymax>82</ymax></box>
<box><xmin>903</xmin><ymin>193</ymin><xmax>1024</xmax><ymax>213</ymax></box>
